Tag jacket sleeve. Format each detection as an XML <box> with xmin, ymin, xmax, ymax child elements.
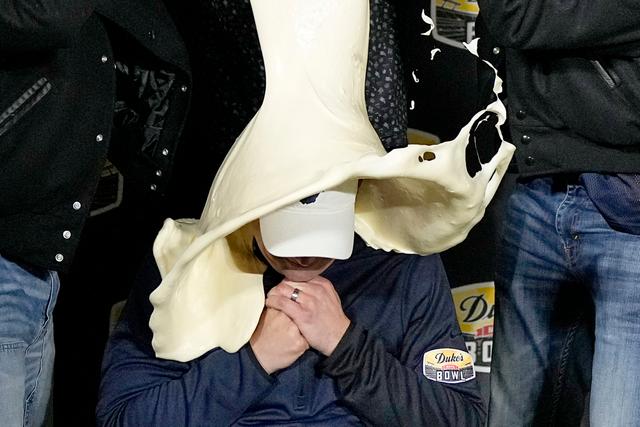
<box><xmin>96</xmin><ymin>255</ymin><xmax>277</xmax><ymax>427</ymax></box>
<box><xmin>0</xmin><ymin>0</ymin><xmax>98</xmax><ymax>52</ymax></box>
<box><xmin>318</xmin><ymin>257</ymin><xmax>486</xmax><ymax>427</ymax></box>
<box><xmin>477</xmin><ymin>0</ymin><xmax>640</xmax><ymax>56</ymax></box>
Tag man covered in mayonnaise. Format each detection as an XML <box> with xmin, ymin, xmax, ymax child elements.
<box><xmin>97</xmin><ymin>0</ymin><xmax>514</xmax><ymax>425</ymax></box>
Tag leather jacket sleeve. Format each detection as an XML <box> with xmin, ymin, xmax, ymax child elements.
<box><xmin>477</xmin><ymin>0</ymin><xmax>640</xmax><ymax>57</ymax></box>
<box><xmin>0</xmin><ymin>0</ymin><xmax>98</xmax><ymax>51</ymax></box>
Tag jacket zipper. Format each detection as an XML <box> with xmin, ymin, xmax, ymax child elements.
<box><xmin>0</xmin><ymin>77</ymin><xmax>52</xmax><ymax>137</ymax></box>
<box><xmin>590</xmin><ymin>60</ymin><xmax>617</xmax><ymax>89</ymax></box>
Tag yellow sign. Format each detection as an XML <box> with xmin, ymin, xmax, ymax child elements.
<box><xmin>451</xmin><ymin>282</ymin><xmax>494</xmax><ymax>373</ymax></box>
<box><xmin>434</xmin><ymin>0</ymin><xmax>479</xmax><ymax>15</ymax></box>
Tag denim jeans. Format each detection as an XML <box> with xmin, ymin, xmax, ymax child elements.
<box><xmin>0</xmin><ymin>255</ymin><xmax>59</xmax><ymax>427</ymax></box>
<box><xmin>488</xmin><ymin>177</ymin><xmax>640</xmax><ymax>427</ymax></box>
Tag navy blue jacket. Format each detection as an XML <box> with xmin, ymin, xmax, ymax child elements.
<box><xmin>97</xmin><ymin>237</ymin><xmax>485</xmax><ymax>426</ymax></box>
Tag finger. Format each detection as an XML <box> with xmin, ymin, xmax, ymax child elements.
<box><xmin>281</xmin><ymin>280</ymin><xmax>321</xmax><ymax>298</ymax></box>
<box><xmin>267</xmin><ymin>282</ymin><xmax>293</xmax><ymax>298</ymax></box>
<box><xmin>304</xmin><ymin>276</ymin><xmax>341</xmax><ymax>301</ymax></box>
<box><xmin>306</xmin><ymin>275</ymin><xmax>331</xmax><ymax>285</ymax></box>
<box><xmin>266</xmin><ymin>294</ymin><xmax>305</xmax><ymax>323</ymax></box>
<box><xmin>306</xmin><ymin>276</ymin><xmax>335</xmax><ymax>292</ymax></box>
<box><xmin>275</xmin><ymin>281</ymin><xmax>324</xmax><ymax>305</ymax></box>
<box><xmin>269</xmin><ymin>280</ymin><xmax>314</xmax><ymax>296</ymax></box>
<box><xmin>269</xmin><ymin>283</ymin><xmax>308</xmax><ymax>305</ymax></box>
<box><xmin>285</xmin><ymin>279</ymin><xmax>335</xmax><ymax>303</ymax></box>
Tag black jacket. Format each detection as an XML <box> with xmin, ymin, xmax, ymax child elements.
<box><xmin>477</xmin><ymin>0</ymin><xmax>640</xmax><ymax>176</ymax></box>
<box><xmin>0</xmin><ymin>0</ymin><xmax>191</xmax><ymax>271</ymax></box>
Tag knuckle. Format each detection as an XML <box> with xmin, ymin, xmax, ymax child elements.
<box><xmin>295</xmin><ymin>335</ymin><xmax>307</xmax><ymax>349</ymax></box>
<box><xmin>301</xmin><ymin>311</ymin><xmax>313</xmax><ymax>323</ymax></box>
<box><xmin>267</xmin><ymin>295</ymin><xmax>280</xmax><ymax>306</ymax></box>
<box><xmin>306</xmin><ymin>299</ymin><xmax>317</xmax><ymax>312</ymax></box>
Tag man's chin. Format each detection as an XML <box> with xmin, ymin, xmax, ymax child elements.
<box><xmin>282</xmin><ymin>270</ymin><xmax>321</xmax><ymax>282</ymax></box>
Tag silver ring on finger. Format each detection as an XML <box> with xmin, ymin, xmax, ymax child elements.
<box><xmin>290</xmin><ymin>288</ymin><xmax>301</xmax><ymax>303</ymax></box>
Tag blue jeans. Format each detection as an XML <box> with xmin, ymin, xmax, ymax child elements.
<box><xmin>0</xmin><ymin>255</ymin><xmax>58</xmax><ymax>427</ymax></box>
<box><xmin>488</xmin><ymin>178</ymin><xmax>640</xmax><ymax>427</ymax></box>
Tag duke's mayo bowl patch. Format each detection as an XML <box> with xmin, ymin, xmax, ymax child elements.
<box><xmin>423</xmin><ymin>348</ymin><xmax>476</xmax><ymax>384</ymax></box>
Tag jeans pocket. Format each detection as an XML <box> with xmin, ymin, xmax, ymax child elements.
<box><xmin>0</xmin><ymin>255</ymin><xmax>57</xmax><ymax>346</ymax></box>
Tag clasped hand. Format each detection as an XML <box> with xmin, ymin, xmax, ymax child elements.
<box><xmin>250</xmin><ymin>276</ymin><xmax>350</xmax><ymax>374</ymax></box>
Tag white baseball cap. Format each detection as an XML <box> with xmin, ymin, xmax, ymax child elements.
<box><xmin>259</xmin><ymin>180</ymin><xmax>358</xmax><ymax>260</ymax></box>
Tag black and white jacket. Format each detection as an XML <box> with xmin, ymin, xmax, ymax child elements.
<box><xmin>0</xmin><ymin>0</ymin><xmax>191</xmax><ymax>270</ymax></box>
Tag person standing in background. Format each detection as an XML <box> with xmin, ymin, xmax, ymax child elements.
<box><xmin>0</xmin><ymin>1</ymin><xmax>190</xmax><ymax>425</ymax></box>
<box><xmin>477</xmin><ymin>1</ymin><xmax>640</xmax><ymax>425</ymax></box>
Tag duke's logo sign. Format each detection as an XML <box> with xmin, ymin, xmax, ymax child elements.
<box><xmin>451</xmin><ymin>282</ymin><xmax>494</xmax><ymax>373</ymax></box>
